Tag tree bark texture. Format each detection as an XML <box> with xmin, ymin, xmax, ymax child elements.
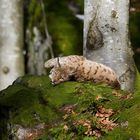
<box><xmin>26</xmin><ymin>27</ymin><xmax>52</xmax><ymax>75</ymax></box>
<box><xmin>84</xmin><ymin>0</ymin><xmax>135</xmax><ymax>91</ymax></box>
<box><xmin>0</xmin><ymin>0</ymin><xmax>24</xmax><ymax>90</ymax></box>
<box><xmin>26</xmin><ymin>0</ymin><xmax>53</xmax><ymax>75</ymax></box>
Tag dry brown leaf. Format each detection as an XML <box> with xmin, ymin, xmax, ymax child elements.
<box><xmin>95</xmin><ymin>106</ymin><xmax>117</xmax><ymax>131</ymax></box>
<box><xmin>112</xmin><ymin>90</ymin><xmax>122</xmax><ymax>97</ymax></box>
<box><xmin>63</xmin><ymin>125</ymin><xmax>69</xmax><ymax>131</ymax></box>
<box><xmin>95</xmin><ymin>95</ymin><xmax>102</xmax><ymax>101</ymax></box>
<box><xmin>97</xmin><ymin>116</ymin><xmax>117</xmax><ymax>131</ymax></box>
<box><xmin>63</xmin><ymin>114</ymin><xmax>69</xmax><ymax>120</ymax></box>
<box><xmin>120</xmin><ymin>94</ymin><xmax>133</xmax><ymax>100</ymax></box>
<box><xmin>96</xmin><ymin>106</ymin><xmax>114</xmax><ymax>118</ymax></box>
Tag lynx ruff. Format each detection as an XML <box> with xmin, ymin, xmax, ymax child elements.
<box><xmin>44</xmin><ymin>55</ymin><xmax>120</xmax><ymax>88</ymax></box>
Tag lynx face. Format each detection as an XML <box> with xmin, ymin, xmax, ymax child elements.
<box><xmin>49</xmin><ymin>67</ymin><xmax>70</xmax><ymax>85</ymax></box>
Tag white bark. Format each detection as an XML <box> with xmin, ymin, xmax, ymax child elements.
<box><xmin>84</xmin><ymin>0</ymin><xmax>135</xmax><ymax>91</ymax></box>
<box><xmin>26</xmin><ymin>27</ymin><xmax>51</xmax><ymax>75</ymax></box>
<box><xmin>0</xmin><ymin>0</ymin><xmax>24</xmax><ymax>90</ymax></box>
<box><xmin>26</xmin><ymin>0</ymin><xmax>53</xmax><ymax>75</ymax></box>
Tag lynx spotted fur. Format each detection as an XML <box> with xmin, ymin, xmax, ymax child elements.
<box><xmin>44</xmin><ymin>55</ymin><xmax>120</xmax><ymax>88</ymax></box>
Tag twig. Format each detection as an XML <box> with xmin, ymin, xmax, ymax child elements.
<box><xmin>40</xmin><ymin>0</ymin><xmax>54</xmax><ymax>58</ymax></box>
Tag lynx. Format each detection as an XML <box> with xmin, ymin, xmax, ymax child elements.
<box><xmin>44</xmin><ymin>55</ymin><xmax>120</xmax><ymax>88</ymax></box>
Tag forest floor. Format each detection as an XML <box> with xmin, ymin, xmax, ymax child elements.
<box><xmin>0</xmin><ymin>73</ymin><xmax>140</xmax><ymax>140</ymax></box>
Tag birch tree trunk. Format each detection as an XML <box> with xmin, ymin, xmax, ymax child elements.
<box><xmin>26</xmin><ymin>0</ymin><xmax>53</xmax><ymax>75</ymax></box>
<box><xmin>0</xmin><ymin>0</ymin><xmax>24</xmax><ymax>90</ymax></box>
<box><xmin>26</xmin><ymin>27</ymin><xmax>52</xmax><ymax>75</ymax></box>
<box><xmin>84</xmin><ymin>0</ymin><xmax>136</xmax><ymax>92</ymax></box>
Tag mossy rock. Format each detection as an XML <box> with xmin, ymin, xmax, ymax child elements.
<box><xmin>0</xmin><ymin>74</ymin><xmax>140</xmax><ymax>139</ymax></box>
<box><xmin>0</xmin><ymin>76</ymin><xmax>80</xmax><ymax>139</ymax></box>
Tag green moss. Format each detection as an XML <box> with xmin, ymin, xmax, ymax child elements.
<box><xmin>26</xmin><ymin>0</ymin><xmax>83</xmax><ymax>56</ymax></box>
<box><xmin>75</xmin><ymin>83</ymin><xmax>113</xmax><ymax>111</ymax></box>
<box><xmin>102</xmin><ymin>128</ymin><xmax>137</xmax><ymax>140</ymax></box>
<box><xmin>0</xmin><ymin>76</ymin><xmax>80</xmax><ymax>128</ymax></box>
<box><xmin>103</xmin><ymin>104</ymin><xmax>140</xmax><ymax>139</ymax></box>
<box><xmin>47</xmin><ymin>13</ymin><xmax>83</xmax><ymax>56</ymax></box>
<box><xmin>38</xmin><ymin>80</ymin><xmax>140</xmax><ymax>139</ymax></box>
<box><xmin>1</xmin><ymin>75</ymin><xmax>140</xmax><ymax>139</ymax></box>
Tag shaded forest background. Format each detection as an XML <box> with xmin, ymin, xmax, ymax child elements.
<box><xmin>23</xmin><ymin>0</ymin><xmax>139</xmax><ymax>74</ymax></box>
<box><xmin>0</xmin><ymin>1</ymin><xmax>140</xmax><ymax>139</ymax></box>
<box><xmin>130</xmin><ymin>0</ymin><xmax>140</xmax><ymax>71</ymax></box>
<box><xmin>24</xmin><ymin>0</ymin><xmax>83</xmax><ymax>75</ymax></box>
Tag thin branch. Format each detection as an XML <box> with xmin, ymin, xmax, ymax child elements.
<box><xmin>40</xmin><ymin>0</ymin><xmax>54</xmax><ymax>58</ymax></box>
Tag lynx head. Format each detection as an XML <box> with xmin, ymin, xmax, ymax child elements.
<box><xmin>49</xmin><ymin>67</ymin><xmax>70</xmax><ymax>85</ymax></box>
